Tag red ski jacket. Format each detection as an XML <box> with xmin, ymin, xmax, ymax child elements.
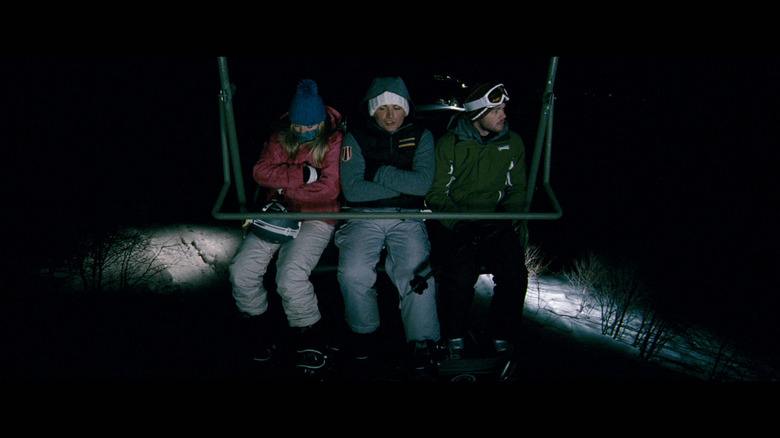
<box><xmin>252</xmin><ymin>106</ymin><xmax>343</xmax><ymax>225</ymax></box>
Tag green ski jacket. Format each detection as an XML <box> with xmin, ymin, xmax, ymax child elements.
<box><xmin>425</xmin><ymin>114</ymin><xmax>528</xmax><ymax>230</ymax></box>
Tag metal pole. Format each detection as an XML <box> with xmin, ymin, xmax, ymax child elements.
<box><xmin>525</xmin><ymin>56</ymin><xmax>558</xmax><ymax>211</ymax></box>
<box><xmin>544</xmin><ymin>94</ymin><xmax>554</xmax><ymax>184</ymax></box>
<box><xmin>217</xmin><ymin>57</ymin><xmax>247</xmax><ymax>213</ymax></box>
<box><xmin>211</xmin><ymin>211</ymin><xmax>562</xmax><ymax>221</ymax></box>
<box><xmin>211</xmin><ymin>93</ymin><xmax>233</xmax><ymax>218</ymax></box>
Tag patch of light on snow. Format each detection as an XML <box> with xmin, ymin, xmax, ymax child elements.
<box><xmin>478</xmin><ymin>274</ymin><xmax>646</xmax><ymax>358</ymax></box>
<box><xmin>516</xmin><ymin>275</ymin><xmax>778</xmax><ymax>380</ymax></box>
<box><xmin>149</xmin><ymin>224</ymin><xmax>243</xmax><ymax>290</ymax></box>
<box><xmin>523</xmin><ymin>276</ymin><xmax>608</xmax><ymax>339</ymax></box>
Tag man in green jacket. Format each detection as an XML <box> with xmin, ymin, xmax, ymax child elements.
<box><xmin>425</xmin><ymin>82</ymin><xmax>528</xmax><ymax>361</ymax></box>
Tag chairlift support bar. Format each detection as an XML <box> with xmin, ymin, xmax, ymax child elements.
<box><xmin>526</xmin><ymin>56</ymin><xmax>559</xmax><ymax>212</ymax></box>
<box><xmin>212</xmin><ymin>56</ymin><xmax>561</xmax><ymax>221</ymax></box>
<box><xmin>215</xmin><ymin>57</ymin><xmax>247</xmax><ymax>214</ymax></box>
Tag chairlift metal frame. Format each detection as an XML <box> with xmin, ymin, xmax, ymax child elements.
<box><xmin>211</xmin><ymin>56</ymin><xmax>561</xmax><ymax>221</ymax></box>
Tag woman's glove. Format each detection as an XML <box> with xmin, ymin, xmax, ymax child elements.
<box><xmin>303</xmin><ymin>164</ymin><xmax>322</xmax><ymax>184</ymax></box>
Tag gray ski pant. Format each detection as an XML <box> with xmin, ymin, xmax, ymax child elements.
<box><xmin>335</xmin><ymin>213</ymin><xmax>440</xmax><ymax>343</ymax></box>
<box><xmin>229</xmin><ymin>220</ymin><xmax>335</xmax><ymax>328</ymax></box>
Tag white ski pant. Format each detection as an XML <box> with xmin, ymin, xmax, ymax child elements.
<box><xmin>335</xmin><ymin>213</ymin><xmax>440</xmax><ymax>342</ymax></box>
<box><xmin>230</xmin><ymin>220</ymin><xmax>335</xmax><ymax>328</ymax></box>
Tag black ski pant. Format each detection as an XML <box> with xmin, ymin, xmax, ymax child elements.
<box><xmin>428</xmin><ymin>219</ymin><xmax>528</xmax><ymax>342</ymax></box>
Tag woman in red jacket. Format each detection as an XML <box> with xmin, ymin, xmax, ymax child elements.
<box><xmin>229</xmin><ymin>79</ymin><xmax>342</xmax><ymax>372</ymax></box>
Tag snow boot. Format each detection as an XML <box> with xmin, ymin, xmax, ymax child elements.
<box><xmin>408</xmin><ymin>340</ymin><xmax>438</xmax><ymax>377</ymax></box>
<box><xmin>340</xmin><ymin>330</ymin><xmax>381</xmax><ymax>380</ymax></box>
<box><xmin>492</xmin><ymin>339</ymin><xmax>514</xmax><ymax>357</ymax></box>
<box><xmin>441</xmin><ymin>337</ymin><xmax>466</xmax><ymax>361</ymax></box>
<box><xmin>240</xmin><ymin>312</ymin><xmax>276</xmax><ymax>363</ymax></box>
<box><xmin>291</xmin><ymin>323</ymin><xmax>329</xmax><ymax>378</ymax></box>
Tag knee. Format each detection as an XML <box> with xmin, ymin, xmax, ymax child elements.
<box><xmin>229</xmin><ymin>262</ymin><xmax>250</xmax><ymax>286</ymax></box>
<box><xmin>492</xmin><ymin>265</ymin><xmax>528</xmax><ymax>288</ymax></box>
<box><xmin>229</xmin><ymin>254</ymin><xmax>267</xmax><ymax>289</ymax></box>
<box><xmin>276</xmin><ymin>264</ymin><xmax>309</xmax><ymax>291</ymax></box>
<box><xmin>440</xmin><ymin>262</ymin><xmax>478</xmax><ymax>289</ymax></box>
<box><xmin>338</xmin><ymin>260</ymin><xmax>373</xmax><ymax>286</ymax></box>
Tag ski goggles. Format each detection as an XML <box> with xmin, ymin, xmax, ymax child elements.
<box><xmin>463</xmin><ymin>84</ymin><xmax>510</xmax><ymax>112</ymax></box>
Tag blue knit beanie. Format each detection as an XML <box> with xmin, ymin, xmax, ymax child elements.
<box><xmin>289</xmin><ymin>79</ymin><xmax>326</xmax><ymax>126</ymax></box>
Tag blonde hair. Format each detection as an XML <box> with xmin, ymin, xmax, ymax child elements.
<box><xmin>279</xmin><ymin>121</ymin><xmax>329</xmax><ymax>166</ymax></box>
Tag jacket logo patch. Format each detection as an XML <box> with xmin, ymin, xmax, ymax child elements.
<box><xmin>341</xmin><ymin>145</ymin><xmax>352</xmax><ymax>162</ymax></box>
<box><xmin>398</xmin><ymin>137</ymin><xmax>416</xmax><ymax>148</ymax></box>
<box><xmin>498</xmin><ymin>145</ymin><xmax>510</xmax><ymax>151</ymax></box>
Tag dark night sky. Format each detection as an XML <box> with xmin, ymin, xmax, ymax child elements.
<box><xmin>2</xmin><ymin>56</ymin><xmax>778</xmax><ymax>352</ymax></box>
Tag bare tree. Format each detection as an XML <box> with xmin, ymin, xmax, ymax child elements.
<box><xmin>563</xmin><ymin>251</ymin><xmax>603</xmax><ymax>315</ymax></box>
<box><xmin>74</xmin><ymin>229</ymin><xmax>115</xmax><ymax>293</ymax></box>
<box><xmin>565</xmin><ymin>252</ymin><xmax>647</xmax><ymax>339</ymax></box>
<box><xmin>73</xmin><ymin>227</ymin><xmax>176</xmax><ymax>293</ymax></box>
<box><xmin>596</xmin><ymin>260</ymin><xmax>643</xmax><ymax>340</ymax></box>
<box><xmin>633</xmin><ymin>306</ymin><xmax>674</xmax><ymax>361</ymax></box>
<box><xmin>525</xmin><ymin>245</ymin><xmax>551</xmax><ymax>309</ymax></box>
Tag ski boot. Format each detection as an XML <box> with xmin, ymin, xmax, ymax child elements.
<box><xmin>401</xmin><ymin>340</ymin><xmax>438</xmax><ymax>380</ymax></box>
<box><xmin>291</xmin><ymin>323</ymin><xmax>330</xmax><ymax>380</ymax></box>
<box><xmin>440</xmin><ymin>337</ymin><xmax>466</xmax><ymax>361</ymax></box>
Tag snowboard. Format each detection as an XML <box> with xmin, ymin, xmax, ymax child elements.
<box><xmin>435</xmin><ymin>355</ymin><xmax>516</xmax><ymax>382</ymax></box>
